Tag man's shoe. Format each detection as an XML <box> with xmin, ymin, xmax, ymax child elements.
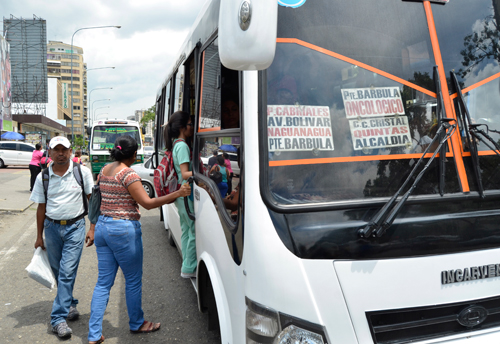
<box><xmin>67</xmin><ymin>306</ymin><xmax>80</xmax><ymax>321</ymax></box>
<box><xmin>52</xmin><ymin>321</ymin><xmax>73</xmax><ymax>338</ymax></box>
<box><xmin>181</xmin><ymin>271</ymin><xmax>196</xmax><ymax>279</ymax></box>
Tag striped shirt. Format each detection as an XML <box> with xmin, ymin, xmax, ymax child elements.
<box><xmin>100</xmin><ymin>167</ymin><xmax>142</xmax><ymax>220</ymax></box>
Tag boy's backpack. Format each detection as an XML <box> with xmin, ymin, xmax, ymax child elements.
<box><xmin>42</xmin><ymin>161</ymin><xmax>88</xmax><ymax>216</ymax></box>
<box><xmin>40</xmin><ymin>151</ymin><xmax>50</xmax><ymax>169</ymax></box>
<box><xmin>154</xmin><ymin>140</ymin><xmax>185</xmax><ymax>197</ymax></box>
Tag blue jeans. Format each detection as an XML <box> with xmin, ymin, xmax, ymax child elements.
<box><xmin>217</xmin><ymin>182</ymin><xmax>228</xmax><ymax>198</ymax></box>
<box><xmin>44</xmin><ymin>218</ymin><xmax>85</xmax><ymax>327</ymax></box>
<box><xmin>88</xmin><ymin>215</ymin><xmax>144</xmax><ymax>341</ymax></box>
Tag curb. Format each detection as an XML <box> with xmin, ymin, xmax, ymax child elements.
<box><xmin>0</xmin><ymin>202</ymin><xmax>35</xmax><ymax>213</ymax></box>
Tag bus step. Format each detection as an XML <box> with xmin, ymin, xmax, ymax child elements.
<box><xmin>190</xmin><ymin>277</ymin><xmax>197</xmax><ymax>293</ymax></box>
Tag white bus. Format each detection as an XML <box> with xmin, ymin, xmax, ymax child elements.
<box><xmin>154</xmin><ymin>0</ymin><xmax>500</xmax><ymax>343</ymax></box>
<box><xmin>88</xmin><ymin>119</ymin><xmax>145</xmax><ymax>178</ymax></box>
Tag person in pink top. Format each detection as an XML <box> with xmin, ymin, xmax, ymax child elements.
<box><xmin>223</xmin><ymin>152</ymin><xmax>234</xmax><ymax>195</ymax></box>
<box><xmin>29</xmin><ymin>143</ymin><xmax>44</xmax><ymax>191</ymax></box>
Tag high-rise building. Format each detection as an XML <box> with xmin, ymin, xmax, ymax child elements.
<box><xmin>3</xmin><ymin>15</ymin><xmax>70</xmax><ymax>142</ymax></box>
<box><xmin>47</xmin><ymin>41</ymin><xmax>87</xmax><ymax>139</ymax></box>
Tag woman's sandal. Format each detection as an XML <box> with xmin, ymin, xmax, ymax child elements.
<box><xmin>89</xmin><ymin>335</ymin><xmax>105</xmax><ymax>344</ymax></box>
<box><xmin>130</xmin><ymin>320</ymin><xmax>161</xmax><ymax>334</ymax></box>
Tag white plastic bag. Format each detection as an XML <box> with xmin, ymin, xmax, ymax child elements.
<box><xmin>25</xmin><ymin>247</ymin><xmax>56</xmax><ymax>289</ymax></box>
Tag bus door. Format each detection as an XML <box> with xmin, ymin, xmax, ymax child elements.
<box><xmin>190</xmin><ymin>36</ymin><xmax>245</xmax><ymax>330</ymax></box>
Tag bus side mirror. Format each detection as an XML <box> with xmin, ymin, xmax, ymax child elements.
<box><xmin>219</xmin><ymin>0</ymin><xmax>277</xmax><ymax>70</ymax></box>
<box><xmin>87</xmin><ymin>127</ymin><xmax>91</xmax><ymax>135</ymax></box>
<box><xmin>142</xmin><ymin>127</ymin><xmax>146</xmax><ymax>135</ymax></box>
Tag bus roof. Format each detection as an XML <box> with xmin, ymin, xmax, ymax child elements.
<box><xmin>93</xmin><ymin>119</ymin><xmax>140</xmax><ymax>126</ymax></box>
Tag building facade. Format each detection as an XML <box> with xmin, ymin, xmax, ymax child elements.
<box><xmin>47</xmin><ymin>41</ymin><xmax>87</xmax><ymax>139</ymax></box>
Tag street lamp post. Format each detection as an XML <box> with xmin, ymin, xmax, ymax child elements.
<box><xmin>94</xmin><ymin>106</ymin><xmax>110</xmax><ymax>121</ymax></box>
<box><xmin>88</xmin><ymin>87</ymin><xmax>113</xmax><ymax>126</ymax></box>
<box><xmin>90</xmin><ymin>99</ymin><xmax>110</xmax><ymax>123</ymax></box>
<box><xmin>70</xmin><ymin>25</ymin><xmax>120</xmax><ymax>145</ymax></box>
<box><xmin>95</xmin><ymin>113</ymin><xmax>109</xmax><ymax>120</ymax></box>
<box><xmin>82</xmin><ymin>67</ymin><xmax>114</xmax><ymax>135</ymax></box>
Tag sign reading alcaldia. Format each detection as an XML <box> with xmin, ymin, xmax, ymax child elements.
<box><xmin>267</xmin><ymin>105</ymin><xmax>334</xmax><ymax>152</ymax></box>
<box><xmin>342</xmin><ymin>86</ymin><xmax>410</xmax><ymax>151</ymax></box>
<box><xmin>349</xmin><ymin>116</ymin><xmax>411</xmax><ymax>150</ymax></box>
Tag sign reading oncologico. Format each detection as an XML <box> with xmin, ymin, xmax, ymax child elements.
<box><xmin>342</xmin><ymin>87</ymin><xmax>411</xmax><ymax>151</ymax></box>
<box><xmin>342</xmin><ymin>86</ymin><xmax>405</xmax><ymax>118</ymax></box>
<box><xmin>267</xmin><ymin>105</ymin><xmax>334</xmax><ymax>152</ymax></box>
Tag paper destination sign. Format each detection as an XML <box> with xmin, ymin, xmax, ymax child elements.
<box><xmin>349</xmin><ymin>116</ymin><xmax>412</xmax><ymax>150</ymax></box>
<box><xmin>342</xmin><ymin>86</ymin><xmax>405</xmax><ymax>118</ymax></box>
<box><xmin>267</xmin><ymin>105</ymin><xmax>334</xmax><ymax>152</ymax></box>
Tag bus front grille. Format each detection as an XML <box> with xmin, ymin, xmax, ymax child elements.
<box><xmin>366</xmin><ymin>295</ymin><xmax>500</xmax><ymax>344</ymax></box>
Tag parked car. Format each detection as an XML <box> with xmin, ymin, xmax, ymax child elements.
<box><xmin>0</xmin><ymin>141</ymin><xmax>37</xmax><ymax>168</ymax></box>
<box><xmin>130</xmin><ymin>157</ymin><xmax>155</xmax><ymax>197</ymax></box>
<box><xmin>201</xmin><ymin>151</ymin><xmax>240</xmax><ymax>176</ymax></box>
<box><xmin>144</xmin><ymin>146</ymin><xmax>154</xmax><ymax>159</ymax></box>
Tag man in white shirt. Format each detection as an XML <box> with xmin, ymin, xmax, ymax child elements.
<box><xmin>30</xmin><ymin>136</ymin><xmax>94</xmax><ymax>338</ymax></box>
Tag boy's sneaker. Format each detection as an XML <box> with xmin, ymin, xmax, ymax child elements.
<box><xmin>52</xmin><ymin>321</ymin><xmax>73</xmax><ymax>338</ymax></box>
<box><xmin>67</xmin><ymin>306</ymin><xmax>80</xmax><ymax>321</ymax></box>
<box><xmin>181</xmin><ymin>271</ymin><xmax>196</xmax><ymax>279</ymax></box>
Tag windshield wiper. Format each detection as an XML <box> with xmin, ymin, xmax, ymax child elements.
<box><xmin>450</xmin><ymin>71</ymin><xmax>485</xmax><ymax>198</ymax></box>
<box><xmin>433</xmin><ymin>66</ymin><xmax>447</xmax><ymax>196</ymax></box>
<box><xmin>358</xmin><ymin>120</ymin><xmax>456</xmax><ymax>239</ymax></box>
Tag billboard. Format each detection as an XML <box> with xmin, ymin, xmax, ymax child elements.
<box><xmin>3</xmin><ymin>16</ymin><xmax>48</xmax><ymax>104</ymax></box>
<box><xmin>0</xmin><ymin>35</ymin><xmax>12</xmax><ymax>131</ymax></box>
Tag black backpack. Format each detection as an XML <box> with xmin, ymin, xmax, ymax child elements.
<box><xmin>40</xmin><ymin>150</ymin><xmax>49</xmax><ymax>169</ymax></box>
<box><xmin>41</xmin><ymin>161</ymin><xmax>88</xmax><ymax>216</ymax></box>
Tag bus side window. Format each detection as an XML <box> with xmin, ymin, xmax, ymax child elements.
<box><xmin>196</xmin><ymin>37</ymin><xmax>242</xmax><ymax>227</ymax></box>
<box><xmin>221</xmin><ymin>66</ymin><xmax>240</xmax><ymax>129</ymax></box>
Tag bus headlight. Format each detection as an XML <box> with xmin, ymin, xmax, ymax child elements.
<box><xmin>275</xmin><ymin>325</ymin><xmax>324</xmax><ymax>344</ymax></box>
<box><xmin>246</xmin><ymin>298</ymin><xmax>280</xmax><ymax>343</ymax></box>
<box><xmin>246</xmin><ymin>298</ymin><xmax>327</xmax><ymax>344</ymax></box>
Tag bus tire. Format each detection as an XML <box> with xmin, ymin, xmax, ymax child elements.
<box><xmin>92</xmin><ymin>173</ymin><xmax>98</xmax><ymax>181</ymax></box>
<box><xmin>167</xmin><ymin>229</ymin><xmax>175</xmax><ymax>247</ymax></box>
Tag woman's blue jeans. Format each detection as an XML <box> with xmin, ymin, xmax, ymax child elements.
<box><xmin>88</xmin><ymin>215</ymin><xmax>144</xmax><ymax>341</ymax></box>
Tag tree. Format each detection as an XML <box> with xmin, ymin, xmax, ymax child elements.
<box><xmin>140</xmin><ymin>105</ymin><xmax>156</xmax><ymax>128</ymax></box>
<box><xmin>459</xmin><ymin>12</ymin><xmax>500</xmax><ymax>78</ymax></box>
<box><xmin>74</xmin><ymin>136</ymin><xmax>88</xmax><ymax>149</ymax></box>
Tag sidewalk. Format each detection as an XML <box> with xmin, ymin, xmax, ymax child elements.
<box><xmin>0</xmin><ymin>168</ymin><xmax>34</xmax><ymax>212</ymax></box>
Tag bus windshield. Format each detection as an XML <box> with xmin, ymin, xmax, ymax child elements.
<box><xmin>91</xmin><ymin>126</ymin><xmax>142</xmax><ymax>151</ymax></box>
<box><xmin>263</xmin><ymin>0</ymin><xmax>500</xmax><ymax>206</ymax></box>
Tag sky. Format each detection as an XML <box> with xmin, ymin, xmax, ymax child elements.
<box><xmin>1</xmin><ymin>0</ymin><xmax>208</xmax><ymax>120</ymax></box>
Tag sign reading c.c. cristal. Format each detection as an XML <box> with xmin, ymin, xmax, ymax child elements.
<box><xmin>442</xmin><ymin>264</ymin><xmax>500</xmax><ymax>284</ymax></box>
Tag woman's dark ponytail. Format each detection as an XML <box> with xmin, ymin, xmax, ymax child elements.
<box><xmin>109</xmin><ymin>135</ymin><xmax>138</xmax><ymax>162</ymax></box>
<box><xmin>164</xmin><ymin>111</ymin><xmax>190</xmax><ymax>151</ymax></box>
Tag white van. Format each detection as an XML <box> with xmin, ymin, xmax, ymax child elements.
<box><xmin>153</xmin><ymin>0</ymin><xmax>500</xmax><ymax>343</ymax></box>
<box><xmin>0</xmin><ymin>141</ymin><xmax>36</xmax><ymax>168</ymax></box>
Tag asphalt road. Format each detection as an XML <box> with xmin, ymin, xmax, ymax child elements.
<box><xmin>0</xmin><ymin>167</ymin><xmax>221</xmax><ymax>343</ymax></box>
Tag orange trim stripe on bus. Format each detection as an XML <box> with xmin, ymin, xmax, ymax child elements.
<box><xmin>269</xmin><ymin>152</ymin><xmax>453</xmax><ymax>167</ymax></box>
<box><xmin>424</xmin><ymin>1</ymin><xmax>469</xmax><ymax>192</ymax></box>
<box><xmin>450</xmin><ymin>72</ymin><xmax>500</xmax><ymax>100</ymax></box>
<box><xmin>199</xmin><ymin>127</ymin><xmax>222</xmax><ymax>132</ymax></box>
<box><xmin>277</xmin><ymin>38</ymin><xmax>437</xmax><ymax>99</ymax></box>
<box><xmin>269</xmin><ymin>150</ymin><xmax>500</xmax><ymax>167</ymax></box>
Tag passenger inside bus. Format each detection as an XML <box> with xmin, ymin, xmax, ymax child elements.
<box><xmin>221</xmin><ymin>98</ymin><xmax>239</xmax><ymax>129</ymax></box>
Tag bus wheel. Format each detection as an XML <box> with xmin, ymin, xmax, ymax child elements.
<box><xmin>206</xmin><ymin>277</ymin><xmax>220</xmax><ymax>333</ymax></box>
<box><xmin>167</xmin><ymin>229</ymin><xmax>175</xmax><ymax>247</ymax></box>
<box><xmin>92</xmin><ymin>173</ymin><xmax>98</xmax><ymax>181</ymax></box>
